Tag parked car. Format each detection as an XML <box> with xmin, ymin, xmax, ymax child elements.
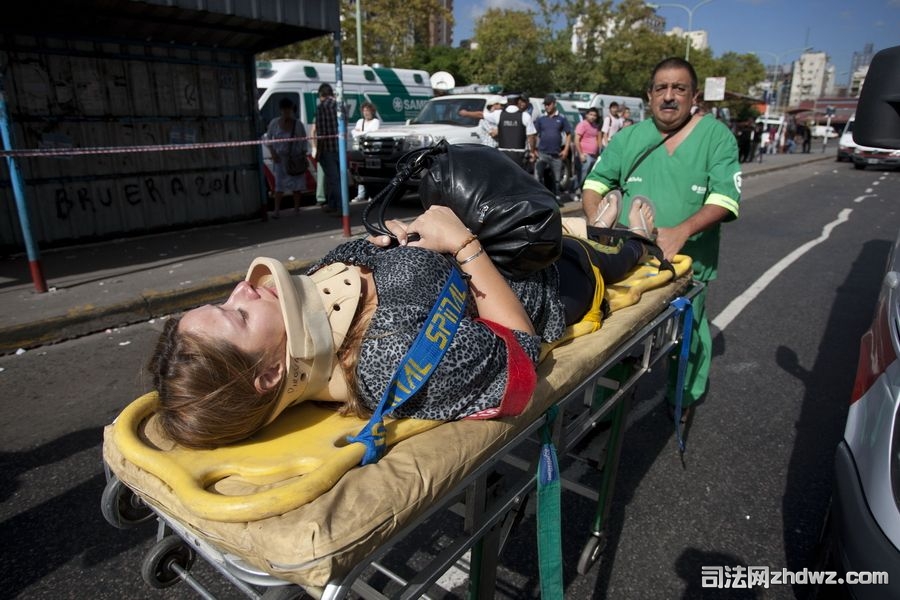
<box><xmin>837</xmin><ymin>116</ymin><xmax>858</xmax><ymax>161</ymax></box>
<box><xmin>816</xmin><ymin>44</ymin><xmax>900</xmax><ymax>600</ymax></box>
<box><xmin>851</xmin><ymin>144</ymin><xmax>900</xmax><ymax>170</ymax></box>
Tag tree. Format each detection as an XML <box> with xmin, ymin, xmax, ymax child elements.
<box><xmin>258</xmin><ymin>0</ymin><xmax>453</xmax><ymax>68</ymax></box>
<box><xmin>538</xmin><ymin>0</ymin><xmax>616</xmax><ymax>93</ymax></box>
<box><xmin>408</xmin><ymin>45</ymin><xmax>471</xmax><ymax>86</ymax></box>
<box><xmin>466</xmin><ymin>8</ymin><xmax>553</xmax><ymax>94</ymax></box>
<box><xmin>592</xmin><ymin>0</ymin><xmax>684</xmax><ymax>96</ymax></box>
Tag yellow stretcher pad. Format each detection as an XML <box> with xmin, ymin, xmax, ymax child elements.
<box><xmin>107</xmin><ymin>254</ymin><xmax>692</xmax><ymax>524</ymax></box>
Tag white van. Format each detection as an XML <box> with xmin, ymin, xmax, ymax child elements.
<box><xmin>590</xmin><ymin>94</ymin><xmax>645</xmax><ymax>122</ymax></box>
<box><xmin>755</xmin><ymin>115</ymin><xmax>786</xmax><ymax>141</ymax></box>
<box><xmin>837</xmin><ymin>116</ymin><xmax>857</xmax><ymax>161</ymax></box>
<box><xmin>256</xmin><ymin>60</ymin><xmax>433</xmax><ymax>127</ymax></box>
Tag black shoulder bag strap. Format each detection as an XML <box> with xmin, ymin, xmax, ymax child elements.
<box><xmin>288</xmin><ymin>119</ymin><xmax>296</xmax><ymax>156</ymax></box>
<box><xmin>621</xmin><ymin>114</ymin><xmax>692</xmax><ymax>184</ymax></box>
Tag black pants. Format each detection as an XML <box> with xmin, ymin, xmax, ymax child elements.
<box><xmin>557</xmin><ymin>236</ymin><xmax>644</xmax><ymax>325</ymax></box>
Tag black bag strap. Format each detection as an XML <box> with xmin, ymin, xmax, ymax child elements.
<box><xmin>622</xmin><ymin>114</ymin><xmax>692</xmax><ymax>184</ymax></box>
<box><xmin>362</xmin><ymin>141</ymin><xmax>448</xmax><ymax>242</ymax></box>
<box><xmin>288</xmin><ymin>119</ymin><xmax>296</xmax><ymax>155</ymax></box>
<box><xmin>585</xmin><ymin>225</ymin><xmax>676</xmax><ymax>277</ymax></box>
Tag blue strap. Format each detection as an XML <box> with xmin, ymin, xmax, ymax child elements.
<box><xmin>348</xmin><ymin>266</ymin><xmax>468</xmax><ymax>465</ymax></box>
<box><xmin>670</xmin><ymin>296</ymin><xmax>694</xmax><ymax>454</ymax></box>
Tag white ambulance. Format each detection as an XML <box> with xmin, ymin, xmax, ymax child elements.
<box><xmin>256</xmin><ymin>60</ymin><xmax>433</xmax><ymax>126</ymax></box>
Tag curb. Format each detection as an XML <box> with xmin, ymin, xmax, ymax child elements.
<box><xmin>743</xmin><ymin>154</ymin><xmax>833</xmax><ymax>177</ymax></box>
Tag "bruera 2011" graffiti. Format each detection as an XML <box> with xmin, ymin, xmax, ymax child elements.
<box><xmin>53</xmin><ymin>170</ymin><xmax>242</xmax><ymax>220</ymax></box>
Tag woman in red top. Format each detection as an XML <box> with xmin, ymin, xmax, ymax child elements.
<box><xmin>575</xmin><ymin>108</ymin><xmax>601</xmax><ymax>193</ymax></box>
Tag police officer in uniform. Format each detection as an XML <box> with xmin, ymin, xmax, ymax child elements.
<box><xmin>495</xmin><ymin>94</ymin><xmax>537</xmax><ymax>170</ymax></box>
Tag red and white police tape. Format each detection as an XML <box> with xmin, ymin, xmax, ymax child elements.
<box><xmin>0</xmin><ymin>134</ymin><xmax>338</xmax><ymax>159</ymax></box>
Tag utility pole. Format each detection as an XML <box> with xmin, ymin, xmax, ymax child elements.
<box><xmin>0</xmin><ymin>73</ymin><xmax>47</xmax><ymax>293</ymax></box>
<box><xmin>356</xmin><ymin>0</ymin><xmax>363</xmax><ymax>65</ymax></box>
<box><xmin>822</xmin><ymin>105</ymin><xmax>835</xmax><ymax>153</ymax></box>
<box><xmin>646</xmin><ymin>0</ymin><xmax>716</xmax><ymax>62</ymax></box>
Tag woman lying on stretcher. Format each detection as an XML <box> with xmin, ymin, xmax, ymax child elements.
<box><xmin>149</xmin><ymin>193</ymin><xmax>656</xmax><ymax>449</ymax></box>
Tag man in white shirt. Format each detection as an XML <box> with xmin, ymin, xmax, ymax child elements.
<box><xmin>600</xmin><ymin>101</ymin><xmax>624</xmax><ymax>151</ymax></box>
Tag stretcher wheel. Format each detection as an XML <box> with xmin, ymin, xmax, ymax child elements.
<box><xmin>261</xmin><ymin>586</ymin><xmax>309</xmax><ymax>599</ymax></box>
<box><xmin>101</xmin><ymin>475</ymin><xmax>153</xmax><ymax>529</ymax></box>
<box><xmin>141</xmin><ymin>535</ymin><xmax>195</xmax><ymax>589</ymax></box>
<box><xmin>576</xmin><ymin>533</ymin><xmax>607</xmax><ymax>575</ymax></box>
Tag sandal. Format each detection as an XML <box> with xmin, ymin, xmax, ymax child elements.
<box><xmin>628</xmin><ymin>196</ymin><xmax>657</xmax><ymax>240</ymax></box>
<box><xmin>591</xmin><ymin>189</ymin><xmax>622</xmax><ymax>228</ymax></box>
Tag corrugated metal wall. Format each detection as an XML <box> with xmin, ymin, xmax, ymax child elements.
<box><xmin>0</xmin><ymin>34</ymin><xmax>262</xmax><ymax>248</ymax></box>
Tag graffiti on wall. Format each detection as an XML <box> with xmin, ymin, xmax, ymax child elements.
<box><xmin>53</xmin><ymin>170</ymin><xmax>243</xmax><ymax>221</ymax></box>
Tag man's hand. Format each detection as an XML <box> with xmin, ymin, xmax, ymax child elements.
<box><xmin>655</xmin><ymin>225</ymin><xmax>690</xmax><ymax>261</ymax></box>
<box><xmin>656</xmin><ymin>205</ymin><xmax>730</xmax><ymax>260</ymax></box>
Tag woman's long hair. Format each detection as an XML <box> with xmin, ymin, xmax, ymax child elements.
<box><xmin>148</xmin><ymin>303</ymin><xmax>374</xmax><ymax>448</ymax></box>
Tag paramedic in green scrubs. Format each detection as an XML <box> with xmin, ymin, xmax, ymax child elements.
<box><xmin>582</xmin><ymin>57</ymin><xmax>741</xmax><ymax>420</ymax></box>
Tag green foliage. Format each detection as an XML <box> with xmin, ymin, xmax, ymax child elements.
<box><xmin>258</xmin><ymin>0</ymin><xmax>453</xmax><ymax>68</ymax></box>
<box><xmin>409</xmin><ymin>45</ymin><xmax>471</xmax><ymax>86</ymax></box>
<box><xmin>466</xmin><ymin>8</ymin><xmax>553</xmax><ymax>93</ymax></box>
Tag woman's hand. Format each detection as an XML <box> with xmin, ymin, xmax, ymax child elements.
<box><xmin>406</xmin><ymin>206</ymin><xmax>471</xmax><ymax>255</ymax></box>
<box><xmin>367</xmin><ymin>219</ymin><xmax>410</xmax><ymax>247</ymax></box>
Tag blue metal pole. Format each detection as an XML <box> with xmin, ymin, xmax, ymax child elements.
<box><xmin>334</xmin><ymin>31</ymin><xmax>352</xmax><ymax>237</ymax></box>
<box><xmin>0</xmin><ymin>75</ymin><xmax>47</xmax><ymax>293</ymax></box>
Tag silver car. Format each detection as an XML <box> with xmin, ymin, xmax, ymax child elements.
<box><xmin>817</xmin><ymin>44</ymin><xmax>900</xmax><ymax>600</ymax></box>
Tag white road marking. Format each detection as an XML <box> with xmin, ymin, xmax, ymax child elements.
<box><xmin>866</xmin><ymin>188</ymin><xmax>874</xmax><ymax>193</ymax></box>
<box><xmin>711</xmin><ymin>208</ymin><xmax>853</xmax><ymax>332</ymax></box>
<box><xmin>873</xmin><ymin>181</ymin><xmax>881</xmax><ymax>186</ymax></box>
<box><xmin>854</xmin><ymin>194</ymin><xmax>877</xmax><ymax>203</ymax></box>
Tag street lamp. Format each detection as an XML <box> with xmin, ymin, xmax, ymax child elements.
<box><xmin>751</xmin><ymin>46</ymin><xmax>812</xmax><ymax>118</ymax></box>
<box><xmin>647</xmin><ymin>0</ymin><xmax>715</xmax><ymax>62</ymax></box>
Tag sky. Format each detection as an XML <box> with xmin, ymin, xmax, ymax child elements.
<box><xmin>452</xmin><ymin>0</ymin><xmax>900</xmax><ymax>85</ymax></box>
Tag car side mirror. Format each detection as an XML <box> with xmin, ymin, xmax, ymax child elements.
<box><xmin>854</xmin><ymin>45</ymin><xmax>900</xmax><ymax>149</ymax></box>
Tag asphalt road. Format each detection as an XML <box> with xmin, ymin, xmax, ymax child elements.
<box><xmin>1</xmin><ymin>159</ymin><xmax>897</xmax><ymax>599</ymax></box>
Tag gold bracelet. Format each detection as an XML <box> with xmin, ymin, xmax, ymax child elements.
<box><xmin>453</xmin><ymin>233</ymin><xmax>478</xmax><ymax>259</ymax></box>
<box><xmin>457</xmin><ymin>247</ymin><xmax>485</xmax><ymax>266</ymax></box>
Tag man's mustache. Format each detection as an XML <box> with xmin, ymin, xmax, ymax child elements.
<box><xmin>660</xmin><ymin>100</ymin><xmax>679</xmax><ymax>110</ymax></box>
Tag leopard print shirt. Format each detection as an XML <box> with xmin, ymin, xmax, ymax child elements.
<box><xmin>307</xmin><ymin>240</ymin><xmax>565</xmax><ymax>420</ymax></box>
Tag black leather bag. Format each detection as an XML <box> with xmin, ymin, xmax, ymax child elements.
<box><xmin>363</xmin><ymin>142</ymin><xmax>562</xmax><ymax>279</ymax></box>
<box><xmin>417</xmin><ymin>143</ymin><xmax>562</xmax><ymax>279</ymax></box>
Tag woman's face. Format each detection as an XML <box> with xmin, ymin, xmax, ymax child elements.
<box><xmin>180</xmin><ymin>280</ymin><xmax>285</xmax><ymax>358</ymax></box>
<box><xmin>362</xmin><ymin>106</ymin><xmax>374</xmax><ymax>120</ymax></box>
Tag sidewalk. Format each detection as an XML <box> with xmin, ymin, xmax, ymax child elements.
<box><xmin>0</xmin><ymin>152</ymin><xmax>833</xmax><ymax>353</ymax></box>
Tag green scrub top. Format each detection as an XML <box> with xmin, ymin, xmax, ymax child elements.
<box><xmin>584</xmin><ymin>116</ymin><xmax>741</xmax><ymax>282</ymax></box>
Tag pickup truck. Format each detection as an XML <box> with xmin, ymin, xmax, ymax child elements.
<box><xmin>348</xmin><ymin>94</ymin><xmax>498</xmax><ymax>192</ymax></box>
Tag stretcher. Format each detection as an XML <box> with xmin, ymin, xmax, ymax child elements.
<box><xmin>101</xmin><ymin>257</ymin><xmax>701</xmax><ymax>599</ymax></box>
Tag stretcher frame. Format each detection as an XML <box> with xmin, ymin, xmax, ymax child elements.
<box><xmin>105</xmin><ymin>280</ymin><xmax>702</xmax><ymax>600</ymax></box>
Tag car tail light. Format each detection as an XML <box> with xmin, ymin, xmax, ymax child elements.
<box><xmin>852</xmin><ymin>272</ymin><xmax>900</xmax><ymax>402</ymax></box>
